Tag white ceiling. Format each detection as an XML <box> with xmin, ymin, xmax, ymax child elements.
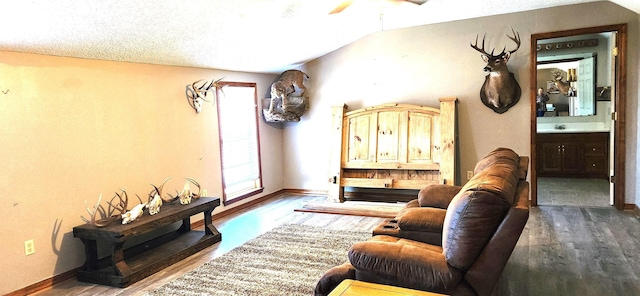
<box><xmin>1</xmin><ymin>0</ymin><xmax>638</xmax><ymax>74</ymax></box>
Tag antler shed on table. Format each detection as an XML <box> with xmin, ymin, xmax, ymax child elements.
<box><xmin>81</xmin><ymin>189</ymin><xmax>129</xmax><ymax>227</ymax></box>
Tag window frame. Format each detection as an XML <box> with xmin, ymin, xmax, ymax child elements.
<box><xmin>215</xmin><ymin>81</ymin><xmax>264</xmax><ymax>205</ymax></box>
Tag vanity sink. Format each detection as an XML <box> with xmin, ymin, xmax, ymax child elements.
<box><xmin>537</xmin><ymin>122</ymin><xmax>610</xmax><ymax>133</ymax></box>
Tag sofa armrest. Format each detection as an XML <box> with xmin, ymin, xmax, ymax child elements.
<box><xmin>418</xmin><ymin>185</ymin><xmax>463</xmax><ymax>209</ymax></box>
<box><xmin>314</xmin><ymin>262</ymin><xmax>356</xmax><ymax>296</ymax></box>
<box><xmin>348</xmin><ymin>236</ymin><xmax>462</xmax><ymax>292</ymax></box>
<box><xmin>395</xmin><ymin>207</ymin><xmax>446</xmax><ymax>233</ymax></box>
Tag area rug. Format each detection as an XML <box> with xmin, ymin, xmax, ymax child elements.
<box><xmin>295</xmin><ymin>200</ymin><xmax>404</xmax><ymax>218</ymax></box>
<box><xmin>144</xmin><ymin>224</ymin><xmax>370</xmax><ymax>296</ymax></box>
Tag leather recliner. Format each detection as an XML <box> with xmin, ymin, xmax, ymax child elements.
<box><xmin>371</xmin><ymin>148</ymin><xmax>529</xmax><ymax>246</ymax></box>
<box><xmin>315</xmin><ymin>148</ymin><xmax>530</xmax><ymax>296</ymax></box>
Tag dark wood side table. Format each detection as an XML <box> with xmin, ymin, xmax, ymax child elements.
<box><xmin>73</xmin><ymin>197</ymin><xmax>222</xmax><ymax>287</ymax></box>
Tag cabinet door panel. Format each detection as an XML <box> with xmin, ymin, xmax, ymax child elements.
<box><xmin>347</xmin><ymin>115</ymin><xmax>372</xmax><ymax>162</ymax></box>
<box><xmin>541</xmin><ymin>142</ymin><xmax>562</xmax><ymax>172</ymax></box>
<box><xmin>407</xmin><ymin>112</ymin><xmax>433</xmax><ymax>163</ymax></box>
<box><xmin>376</xmin><ymin>111</ymin><xmax>402</xmax><ymax>162</ymax></box>
<box><xmin>562</xmin><ymin>142</ymin><xmax>583</xmax><ymax>172</ymax></box>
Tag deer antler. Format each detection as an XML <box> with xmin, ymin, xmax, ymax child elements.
<box><xmin>148</xmin><ymin>177</ymin><xmax>178</xmax><ymax>203</ymax></box>
<box><xmin>185</xmin><ymin>178</ymin><xmax>202</xmax><ymax>199</ymax></box>
<box><xmin>551</xmin><ymin>69</ymin><xmax>564</xmax><ymax>81</ymax></box>
<box><xmin>109</xmin><ymin>189</ymin><xmax>129</xmax><ymax>215</ymax></box>
<box><xmin>505</xmin><ymin>26</ymin><xmax>521</xmax><ymax>54</ymax></box>
<box><xmin>187</xmin><ymin>78</ymin><xmax>224</xmax><ymax>102</ymax></box>
<box><xmin>190</xmin><ymin>80</ymin><xmax>212</xmax><ymax>103</ymax></box>
<box><xmin>471</xmin><ymin>26</ymin><xmax>520</xmax><ymax>58</ymax></box>
<box><xmin>81</xmin><ymin>189</ymin><xmax>128</xmax><ymax>227</ymax></box>
<box><xmin>471</xmin><ymin>33</ymin><xmax>493</xmax><ymax>57</ymax></box>
<box><xmin>185</xmin><ymin>78</ymin><xmax>225</xmax><ymax>113</ymax></box>
<box><xmin>81</xmin><ymin>193</ymin><xmax>104</xmax><ymax>225</ymax></box>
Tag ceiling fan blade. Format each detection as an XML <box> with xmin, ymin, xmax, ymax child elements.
<box><xmin>330</xmin><ymin>0</ymin><xmax>354</xmax><ymax>14</ymax></box>
<box><xmin>404</xmin><ymin>0</ymin><xmax>427</xmax><ymax>5</ymax></box>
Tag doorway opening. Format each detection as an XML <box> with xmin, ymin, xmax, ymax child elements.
<box><xmin>530</xmin><ymin>24</ymin><xmax>627</xmax><ymax>210</ymax></box>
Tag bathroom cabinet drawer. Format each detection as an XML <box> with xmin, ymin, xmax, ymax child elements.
<box><xmin>584</xmin><ymin>141</ymin><xmax>607</xmax><ymax>156</ymax></box>
<box><xmin>585</xmin><ymin>156</ymin><xmax>607</xmax><ymax>173</ymax></box>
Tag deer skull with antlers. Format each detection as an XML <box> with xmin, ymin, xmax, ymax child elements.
<box><xmin>171</xmin><ymin>178</ymin><xmax>202</xmax><ymax>205</ymax></box>
<box><xmin>185</xmin><ymin>78</ymin><xmax>223</xmax><ymax>113</ymax></box>
<box><xmin>470</xmin><ymin>27</ymin><xmax>522</xmax><ymax>114</ymax></box>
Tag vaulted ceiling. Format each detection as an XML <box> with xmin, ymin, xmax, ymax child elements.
<box><xmin>1</xmin><ymin>0</ymin><xmax>638</xmax><ymax>73</ymax></box>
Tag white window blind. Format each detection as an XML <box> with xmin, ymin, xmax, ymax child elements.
<box><xmin>216</xmin><ymin>83</ymin><xmax>262</xmax><ymax>201</ymax></box>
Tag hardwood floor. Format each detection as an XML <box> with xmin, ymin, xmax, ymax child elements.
<box><xmin>494</xmin><ymin>205</ymin><xmax>640</xmax><ymax>296</ymax></box>
<box><xmin>31</xmin><ymin>194</ymin><xmax>385</xmax><ymax>296</ymax></box>
<box><xmin>32</xmin><ymin>193</ymin><xmax>640</xmax><ymax>296</ymax></box>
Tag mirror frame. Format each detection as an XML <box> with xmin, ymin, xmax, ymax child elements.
<box><xmin>530</xmin><ymin>24</ymin><xmax>627</xmax><ymax>210</ymax></box>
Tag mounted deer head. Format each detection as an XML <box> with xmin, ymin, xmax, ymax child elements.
<box><xmin>470</xmin><ymin>26</ymin><xmax>522</xmax><ymax>114</ymax></box>
<box><xmin>551</xmin><ymin>69</ymin><xmax>573</xmax><ymax>96</ymax></box>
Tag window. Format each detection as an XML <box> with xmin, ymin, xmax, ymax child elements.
<box><xmin>216</xmin><ymin>82</ymin><xmax>263</xmax><ymax>204</ymax></box>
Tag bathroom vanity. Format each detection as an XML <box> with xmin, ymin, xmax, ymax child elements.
<box><xmin>536</xmin><ymin>125</ymin><xmax>609</xmax><ymax>179</ymax></box>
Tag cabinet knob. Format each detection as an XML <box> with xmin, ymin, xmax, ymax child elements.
<box><xmin>592</xmin><ymin>163</ymin><xmax>596</xmax><ymax>167</ymax></box>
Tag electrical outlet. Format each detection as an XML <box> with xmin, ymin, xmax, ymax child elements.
<box><xmin>201</xmin><ymin>189</ymin><xmax>208</xmax><ymax>197</ymax></box>
<box><xmin>24</xmin><ymin>239</ymin><xmax>35</xmax><ymax>256</ymax></box>
<box><xmin>467</xmin><ymin>171</ymin><xmax>474</xmax><ymax>180</ymax></box>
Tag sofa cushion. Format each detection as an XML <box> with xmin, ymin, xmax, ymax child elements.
<box><xmin>442</xmin><ymin>149</ymin><xmax>519</xmax><ymax>271</ymax></box>
<box><xmin>464</xmin><ymin>162</ymin><xmax>520</xmax><ymax>205</ymax></box>
<box><xmin>473</xmin><ymin>147</ymin><xmax>519</xmax><ymax>175</ymax></box>
<box><xmin>418</xmin><ymin>184</ymin><xmax>463</xmax><ymax>208</ymax></box>
<box><xmin>442</xmin><ymin>188</ymin><xmax>510</xmax><ymax>270</ymax></box>
<box><xmin>349</xmin><ymin>235</ymin><xmax>462</xmax><ymax>292</ymax></box>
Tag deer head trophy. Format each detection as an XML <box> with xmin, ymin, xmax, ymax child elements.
<box><xmin>470</xmin><ymin>27</ymin><xmax>522</xmax><ymax>114</ymax></box>
<box><xmin>551</xmin><ymin>69</ymin><xmax>574</xmax><ymax>96</ymax></box>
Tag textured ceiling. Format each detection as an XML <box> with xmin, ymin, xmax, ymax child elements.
<box><xmin>1</xmin><ymin>0</ymin><xmax>638</xmax><ymax>74</ymax></box>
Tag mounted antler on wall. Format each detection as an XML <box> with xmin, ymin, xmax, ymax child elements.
<box><xmin>185</xmin><ymin>78</ymin><xmax>223</xmax><ymax>113</ymax></box>
<box><xmin>470</xmin><ymin>26</ymin><xmax>522</xmax><ymax>114</ymax></box>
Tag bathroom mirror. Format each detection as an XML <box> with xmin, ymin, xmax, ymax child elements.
<box><xmin>537</xmin><ymin>54</ymin><xmax>596</xmax><ymax>116</ymax></box>
<box><xmin>536</xmin><ymin>32</ymin><xmax>613</xmax><ymax>117</ymax></box>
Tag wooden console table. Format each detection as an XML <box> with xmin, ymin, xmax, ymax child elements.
<box><xmin>73</xmin><ymin>197</ymin><xmax>222</xmax><ymax>287</ymax></box>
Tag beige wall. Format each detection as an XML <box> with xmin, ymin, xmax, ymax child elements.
<box><xmin>0</xmin><ymin>52</ymin><xmax>280</xmax><ymax>293</ymax></box>
<box><xmin>284</xmin><ymin>2</ymin><xmax>639</xmax><ymax>201</ymax></box>
<box><xmin>635</xmin><ymin>14</ymin><xmax>640</xmax><ymax>208</ymax></box>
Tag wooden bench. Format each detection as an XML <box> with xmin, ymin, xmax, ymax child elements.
<box><xmin>73</xmin><ymin>197</ymin><xmax>222</xmax><ymax>287</ymax></box>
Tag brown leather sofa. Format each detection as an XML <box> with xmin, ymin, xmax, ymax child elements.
<box><xmin>315</xmin><ymin>148</ymin><xmax>530</xmax><ymax>296</ymax></box>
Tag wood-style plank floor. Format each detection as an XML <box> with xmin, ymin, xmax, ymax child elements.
<box><xmin>538</xmin><ymin>177</ymin><xmax>611</xmax><ymax>207</ymax></box>
<box><xmin>32</xmin><ymin>193</ymin><xmax>640</xmax><ymax>296</ymax></box>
